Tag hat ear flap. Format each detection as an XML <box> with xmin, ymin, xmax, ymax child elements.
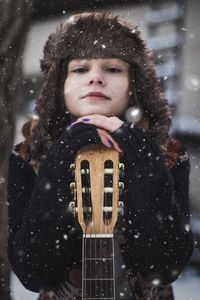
<box><xmin>40</xmin><ymin>23</ymin><xmax>66</xmax><ymax>74</ymax></box>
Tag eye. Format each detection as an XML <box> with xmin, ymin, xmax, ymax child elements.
<box><xmin>106</xmin><ymin>67</ymin><xmax>122</xmax><ymax>73</ymax></box>
<box><xmin>71</xmin><ymin>67</ymin><xmax>88</xmax><ymax>73</ymax></box>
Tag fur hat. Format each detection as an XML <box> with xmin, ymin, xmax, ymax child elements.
<box><xmin>41</xmin><ymin>12</ymin><xmax>152</xmax><ymax>73</ymax></box>
<box><xmin>37</xmin><ymin>12</ymin><xmax>171</xmax><ymax>148</ymax></box>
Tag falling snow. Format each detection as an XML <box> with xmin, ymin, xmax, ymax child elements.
<box><xmin>44</xmin><ymin>183</ymin><xmax>51</xmax><ymax>190</ymax></box>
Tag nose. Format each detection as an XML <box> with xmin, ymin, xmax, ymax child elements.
<box><xmin>87</xmin><ymin>70</ymin><xmax>106</xmax><ymax>86</ymax></box>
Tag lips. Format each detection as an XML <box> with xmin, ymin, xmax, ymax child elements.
<box><xmin>82</xmin><ymin>92</ymin><xmax>111</xmax><ymax>100</ymax></box>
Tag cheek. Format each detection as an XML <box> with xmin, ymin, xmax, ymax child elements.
<box><xmin>118</xmin><ymin>80</ymin><xmax>130</xmax><ymax>112</ymax></box>
<box><xmin>64</xmin><ymin>79</ymin><xmax>77</xmax><ymax>101</ymax></box>
<box><xmin>118</xmin><ymin>78</ymin><xmax>129</xmax><ymax>101</ymax></box>
<box><xmin>64</xmin><ymin>79</ymin><xmax>86</xmax><ymax>96</ymax></box>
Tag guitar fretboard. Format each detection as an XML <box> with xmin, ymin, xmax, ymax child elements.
<box><xmin>82</xmin><ymin>236</ymin><xmax>115</xmax><ymax>300</ymax></box>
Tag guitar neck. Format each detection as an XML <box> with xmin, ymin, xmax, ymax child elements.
<box><xmin>82</xmin><ymin>235</ymin><xmax>115</xmax><ymax>300</ymax></box>
<box><xmin>70</xmin><ymin>145</ymin><xmax>124</xmax><ymax>300</ymax></box>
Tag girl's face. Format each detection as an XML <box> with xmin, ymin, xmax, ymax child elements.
<box><xmin>63</xmin><ymin>58</ymin><xmax>130</xmax><ymax>118</ymax></box>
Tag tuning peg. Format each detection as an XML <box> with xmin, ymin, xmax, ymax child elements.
<box><xmin>70</xmin><ymin>182</ymin><xmax>77</xmax><ymax>203</ymax></box>
<box><xmin>119</xmin><ymin>163</ymin><xmax>124</xmax><ymax>170</ymax></box>
<box><xmin>70</xmin><ymin>163</ymin><xmax>75</xmax><ymax>176</ymax></box>
<box><xmin>119</xmin><ymin>181</ymin><xmax>125</xmax><ymax>198</ymax></box>
<box><xmin>70</xmin><ymin>182</ymin><xmax>76</xmax><ymax>192</ymax></box>
<box><xmin>119</xmin><ymin>163</ymin><xmax>125</xmax><ymax>177</ymax></box>
<box><xmin>70</xmin><ymin>163</ymin><xmax>75</xmax><ymax>170</ymax></box>
<box><xmin>118</xmin><ymin>182</ymin><xmax>124</xmax><ymax>189</ymax></box>
<box><xmin>68</xmin><ymin>201</ymin><xmax>76</xmax><ymax>216</ymax></box>
<box><xmin>118</xmin><ymin>201</ymin><xmax>124</xmax><ymax>216</ymax></box>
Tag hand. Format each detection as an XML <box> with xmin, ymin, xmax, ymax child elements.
<box><xmin>71</xmin><ymin>114</ymin><xmax>124</xmax><ymax>153</ymax></box>
<box><xmin>71</xmin><ymin>114</ymin><xmax>124</xmax><ymax>132</ymax></box>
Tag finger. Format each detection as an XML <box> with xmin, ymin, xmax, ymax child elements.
<box><xmin>97</xmin><ymin>129</ymin><xmax>123</xmax><ymax>153</ymax></box>
<box><xmin>71</xmin><ymin>115</ymin><xmax>103</xmax><ymax>127</ymax></box>
<box><xmin>97</xmin><ymin>130</ymin><xmax>112</xmax><ymax>149</ymax></box>
<box><xmin>71</xmin><ymin>115</ymin><xmax>124</xmax><ymax>133</ymax></box>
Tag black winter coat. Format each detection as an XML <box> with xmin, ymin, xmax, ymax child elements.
<box><xmin>7</xmin><ymin>123</ymin><xmax>193</xmax><ymax>293</ymax></box>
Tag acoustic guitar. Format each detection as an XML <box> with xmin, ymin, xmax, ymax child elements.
<box><xmin>69</xmin><ymin>144</ymin><xmax>124</xmax><ymax>300</ymax></box>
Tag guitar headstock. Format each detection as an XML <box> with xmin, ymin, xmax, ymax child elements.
<box><xmin>69</xmin><ymin>144</ymin><xmax>124</xmax><ymax>236</ymax></box>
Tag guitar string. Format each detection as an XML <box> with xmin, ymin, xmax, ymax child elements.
<box><xmin>103</xmin><ymin>160</ymin><xmax>113</xmax><ymax>300</ymax></box>
<box><xmin>88</xmin><ymin>164</ymin><xmax>93</xmax><ymax>298</ymax></box>
<box><xmin>94</xmin><ymin>164</ymin><xmax>96</xmax><ymax>300</ymax></box>
<box><xmin>84</xmin><ymin>162</ymin><xmax>90</xmax><ymax>299</ymax></box>
<box><xmin>84</xmin><ymin>218</ymin><xmax>86</xmax><ymax>298</ymax></box>
<box><xmin>81</xmin><ymin>164</ymin><xmax>84</xmax><ymax>300</ymax></box>
<box><xmin>113</xmin><ymin>161</ymin><xmax>115</xmax><ymax>300</ymax></box>
<box><xmin>90</xmin><ymin>230</ymin><xmax>92</xmax><ymax>299</ymax></box>
<box><xmin>109</xmin><ymin>162</ymin><xmax>114</xmax><ymax>297</ymax></box>
<box><xmin>89</xmin><ymin>162</ymin><xmax>92</xmax><ymax>299</ymax></box>
<box><xmin>105</xmin><ymin>169</ymin><xmax>108</xmax><ymax>300</ymax></box>
<box><xmin>111</xmin><ymin>160</ymin><xmax>117</xmax><ymax>300</ymax></box>
<box><xmin>100</xmin><ymin>163</ymin><xmax>103</xmax><ymax>299</ymax></box>
<box><xmin>82</xmin><ymin>163</ymin><xmax>84</xmax><ymax>299</ymax></box>
<box><xmin>105</xmin><ymin>161</ymin><xmax>112</xmax><ymax>299</ymax></box>
<box><xmin>82</xmin><ymin>155</ymin><xmax>117</xmax><ymax>299</ymax></box>
<box><xmin>110</xmin><ymin>162</ymin><xmax>114</xmax><ymax>300</ymax></box>
<box><xmin>105</xmin><ymin>161</ymin><xmax>109</xmax><ymax>299</ymax></box>
<box><xmin>85</xmin><ymin>162</ymin><xmax>91</xmax><ymax>299</ymax></box>
<box><xmin>83</xmin><ymin>234</ymin><xmax>85</xmax><ymax>299</ymax></box>
<box><xmin>108</xmin><ymin>160</ymin><xmax>114</xmax><ymax>300</ymax></box>
<box><xmin>85</xmin><ymin>166</ymin><xmax>87</xmax><ymax>300</ymax></box>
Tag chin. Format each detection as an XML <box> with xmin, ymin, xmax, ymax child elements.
<box><xmin>78</xmin><ymin>109</ymin><xmax>112</xmax><ymax>117</ymax></box>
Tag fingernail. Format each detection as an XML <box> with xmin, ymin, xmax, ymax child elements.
<box><xmin>108</xmin><ymin>139</ymin><xmax>114</xmax><ymax>147</ymax></box>
<box><xmin>82</xmin><ymin>118</ymin><xmax>90</xmax><ymax>122</ymax></box>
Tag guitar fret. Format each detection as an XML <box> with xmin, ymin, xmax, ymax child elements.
<box><xmin>83</xmin><ymin>278</ymin><xmax>114</xmax><ymax>281</ymax></box>
<box><xmin>83</xmin><ymin>237</ymin><xmax>115</xmax><ymax>299</ymax></box>
<box><xmin>84</xmin><ymin>259</ymin><xmax>113</xmax><ymax>278</ymax></box>
<box><xmin>83</xmin><ymin>280</ymin><xmax>114</xmax><ymax>298</ymax></box>
<box><xmin>85</xmin><ymin>258</ymin><xmax>113</xmax><ymax>260</ymax></box>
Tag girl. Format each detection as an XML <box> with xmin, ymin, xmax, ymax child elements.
<box><xmin>7</xmin><ymin>12</ymin><xmax>193</xmax><ymax>300</ymax></box>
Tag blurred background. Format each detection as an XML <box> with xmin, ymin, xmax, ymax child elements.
<box><xmin>1</xmin><ymin>0</ymin><xmax>200</xmax><ymax>299</ymax></box>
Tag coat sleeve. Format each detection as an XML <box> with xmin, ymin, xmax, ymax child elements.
<box><xmin>7</xmin><ymin>124</ymin><xmax>101</xmax><ymax>292</ymax></box>
<box><xmin>111</xmin><ymin>123</ymin><xmax>193</xmax><ymax>285</ymax></box>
